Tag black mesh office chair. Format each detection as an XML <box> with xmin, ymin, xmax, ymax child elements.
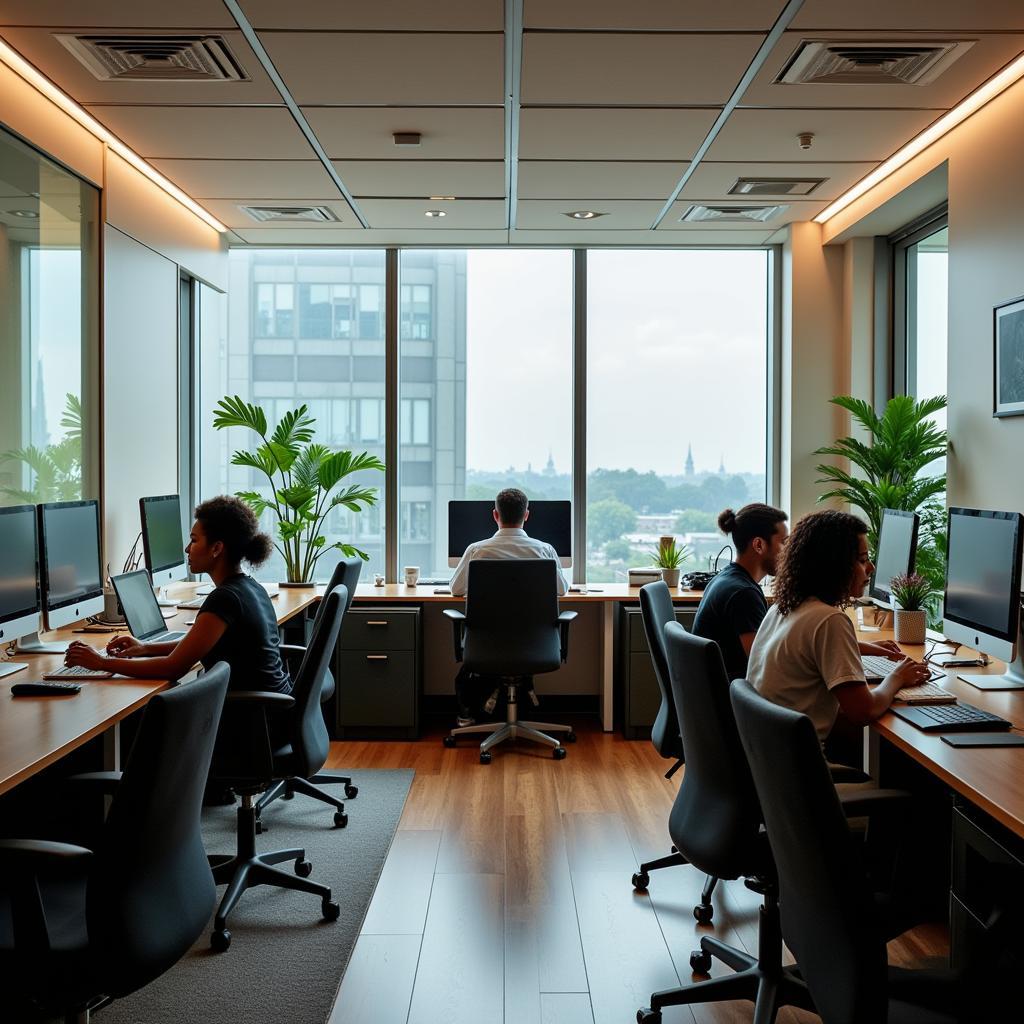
<box><xmin>442</xmin><ymin>559</ymin><xmax>577</xmax><ymax>763</ymax></box>
<box><xmin>631</xmin><ymin>581</ymin><xmax>718</xmax><ymax>924</ymax></box>
<box><xmin>0</xmin><ymin>664</ymin><xmax>229</xmax><ymax>1023</ymax></box>
<box><xmin>257</xmin><ymin>556</ymin><xmax>362</xmax><ymax>824</ymax></box>
<box><xmin>730</xmin><ymin>679</ymin><xmax>969</xmax><ymax>1024</ymax></box>
<box><xmin>205</xmin><ymin>586</ymin><xmax>348</xmax><ymax>951</ymax></box>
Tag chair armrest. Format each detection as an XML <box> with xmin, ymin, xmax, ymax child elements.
<box><xmin>0</xmin><ymin>839</ymin><xmax>93</xmax><ymax>872</ymax></box>
<box><xmin>558</xmin><ymin>610</ymin><xmax>577</xmax><ymax>661</ymax></box>
<box><xmin>225</xmin><ymin>690</ymin><xmax>296</xmax><ymax>710</ymax></box>
<box><xmin>837</xmin><ymin>787</ymin><xmax>913</xmax><ymax>819</ymax></box>
<box><xmin>443</xmin><ymin>608</ymin><xmax>466</xmax><ymax>662</ymax></box>
<box><xmin>65</xmin><ymin>771</ymin><xmax>123</xmax><ymax>796</ymax></box>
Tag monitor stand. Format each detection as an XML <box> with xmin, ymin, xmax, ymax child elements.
<box><xmin>960</xmin><ymin>619</ymin><xmax>1024</xmax><ymax>690</ymax></box>
<box><xmin>0</xmin><ymin>661</ymin><xmax>28</xmax><ymax>679</ymax></box>
<box><xmin>16</xmin><ymin>632</ymin><xmax>69</xmax><ymax>655</ymax></box>
<box><xmin>154</xmin><ymin>586</ymin><xmax>177</xmax><ymax>608</ymax></box>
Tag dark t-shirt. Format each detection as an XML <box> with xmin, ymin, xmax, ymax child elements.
<box><xmin>692</xmin><ymin>562</ymin><xmax>768</xmax><ymax>683</ymax></box>
<box><xmin>198</xmin><ymin>575</ymin><xmax>291</xmax><ymax>695</ymax></box>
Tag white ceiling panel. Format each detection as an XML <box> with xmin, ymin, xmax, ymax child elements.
<box><xmin>0</xmin><ymin>1</ymin><xmax>236</xmax><ymax>28</ymax></box>
<box><xmin>261</xmin><ymin>32</ymin><xmax>504</xmax><ymax>105</ymax></box>
<box><xmin>0</xmin><ymin>27</ymin><xmax>283</xmax><ymax>103</ymax></box>
<box><xmin>509</xmin><ymin>228</ymin><xmax>775</xmax><ymax>245</ymax></box>
<box><xmin>233</xmin><ymin>227</ymin><xmax>510</xmax><ymax>244</ymax></box>
<box><xmin>240</xmin><ymin>0</ymin><xmax>503</xmax><ymax>31</ymax></box>
<box><xmin>518</xmin><ymin>162</ymin><xmax>686</xmax><ymax>200</ymax></box>
<box><xmin>519</xmin><ymin>108</ymin><xmax>718</xmax><ymax>161</ymax></box>
<box><xmin>524</xmin><ymin>1</ymin><xmax>786</xmax><ymax>31</ymax></box>
<box><xmin>659</xmin><ymin>199</ymin><xmax>829</xmax><ymax>230</ymax></box>
<box><xmin>743</xmin><ymin>30</ymin><xmax>1024</xmax><ymax>109</ymax></box>
<box><xmin>82</xmin><ymin>106</ymin><xmax>311</xmax><ymax>160</ymax></box>
<box><xmin>516</xmin><ymin>200</ymin><xmax>664</xmax><ymax>230</ymax></box>
<box><xmin>793</xmin><ymin>1</ymin><xmax>1024</xmax><ymax>31</ymax></box>
<box><xmin>521</xmin><ymin>33</ymin><xmax>766</xmax><ymax>105</ymax></box>
<box><xmin>331</xmin><ymin>161</ymin><xmax>505</xmax><ymax>198</ymax></box>
<box><xmin>150</xmin><ymin>159</ymin><xmax>340</xmax><ymax>199</ymax></box>
<box><xmin>676</xmin><ymin>161</ymin><xmax>877</xmax><ymax>200</ymax></box>
<box><xmin>305</xmin><ymin>107</ymin><xmax>503</xmax><ymax>160</ymax></box>
<box><xmin>358</xmin><ymin>199</ymin><xmax>506</xmax><ymax>229</ymax></box>
<box><xmin>199</xmin><ymin>198</ymin><xmax>355</xmax><ymax>229</ymax></box>
<box><xmin>705</xmin><ymin>107</ymin><xmax>941</xmax><ymax>162</ymax></box>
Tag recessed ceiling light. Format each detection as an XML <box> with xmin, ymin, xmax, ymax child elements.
<box><xmin>428</xmin><ymin>196</ymin><xmax>456</xmax><ymax>201</ymax></box>
<box><xmin>564</xmin><ymin>210</ymin><xmax>605</xmax><ymax>220</ymax></box>
<box><xmin>424</xmin><ymin>209</ymin><xmax>446</xmax><ymax>218</ymax></box>
<box><xmin>11</xmin><ymin>209</ymin><xmax>39</xmax><ymax>218</ymax></box>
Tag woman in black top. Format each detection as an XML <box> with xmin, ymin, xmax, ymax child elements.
<box><xmin>65</xmin><ymin>496</ymin><xmax>290</xmax><ymax>695</ymax></box>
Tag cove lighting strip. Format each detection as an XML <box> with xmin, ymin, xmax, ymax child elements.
<box><xmin>816</xmin><ymin>52</ymin><xmax>1024</xmax><ymax>225</ymax></box>
<box><xmin>0</xmin><ymin>38</ymin><xmax>227</xmax><ymax>233</ymax></box>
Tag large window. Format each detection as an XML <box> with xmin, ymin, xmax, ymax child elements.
<box><xmin>903</xmin><ymin>225</ymin><xmax>948</xmax><ymax>428</ymax></box>
<box><xmin>586</xmin><ymin>251</ymin><xmax>770</xmax><ymax>581</ymax></box>
<box><xmin>0</xmin><ymin>127</ymin><xmax>99</xmax><ymax>508</ymax></box>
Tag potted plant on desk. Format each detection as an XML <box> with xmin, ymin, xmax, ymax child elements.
<box><xmin>889</xmin><ymin>573</ymin><xmax>934</xmax><ymax>644</ymax></box>
<box><xmin>649</xmin><ymin>537</ymin><xmax>691</xmax><ymax>589</ymax></box>
<box><xmin>212</xmin><ymin>396</ymin><xmax>384</xmax><ymax>587</ymax></box>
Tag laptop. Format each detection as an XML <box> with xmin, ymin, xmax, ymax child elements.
<box><xmin>110</xmin><ymin>570</ymin><xmax>188</xmax><ymax>644</ymax></box>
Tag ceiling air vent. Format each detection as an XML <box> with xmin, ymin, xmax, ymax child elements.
<box><xmin>239</xmin><ymin>206</ymin><xmax>341</xmax><ymax>224</ymax></box>
<box><xmin>729</xmin><ymin>177</ymin><xmax>825</xmax><ymax>197</ymax></box>
<box><xmin>680</xmin><ymin>205</ymin><xmax>788</xmax><ymax>224</ymax></box>
<box><xmin>55</xmin><ymin>34</ymin><xmax>248</xmax><ymax>81</ymax></box>
<box><xmin>776</xmin><ymin>40</ymin><xmax>972</xmax><ymax>86</ymax></box>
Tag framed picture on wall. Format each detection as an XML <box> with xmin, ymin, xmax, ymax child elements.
<box><xmin>994</xmin><ymin>295</ymin><xmax>1024</xmax><ymax>417</ymax></box>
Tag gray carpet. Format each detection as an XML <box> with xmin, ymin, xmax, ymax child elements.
<box><xmin>98</xmin><ymin>769</ymin><xmax>413</xmax><ymax>1024</ymax></box>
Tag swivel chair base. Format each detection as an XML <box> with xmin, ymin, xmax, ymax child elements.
<box><xmin>631</xmin><ymin>849</ymin><xmax>719</xmax><ymax>924</ymax></box>
<box><xmin>255</xmin><ymin>772</ymin><xmax>357</xmax><ymax>831</ymax></box>
<box><xmin>207</xmin><ymin>791</ymin><xmax>340</xmax><ymax>951</ymax></box>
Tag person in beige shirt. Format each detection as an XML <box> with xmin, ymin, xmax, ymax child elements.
<box><xmin>748</xmin><ymin>509</ymin><xmax>931</xmax><ymax>742</ymax></box>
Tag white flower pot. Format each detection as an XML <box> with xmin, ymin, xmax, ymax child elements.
<box><xmin>893</xmin><ymin>608</ymin><xmax>926</xmax><ymax>644</ymax></box>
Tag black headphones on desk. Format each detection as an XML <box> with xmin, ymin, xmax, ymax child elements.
<box><xmin>680</xmin><ymin>544</ymin><xmax>734</xmax><ymax>591</ymax></box>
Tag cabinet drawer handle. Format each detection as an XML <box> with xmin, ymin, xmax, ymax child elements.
<box><xmin>366</xmin><ymin>654</ymin><xmax>389</xmax><ymax>661</ymax></box>
<box><xmin>366</xmin><ymin>621</ymin><xmax>389</xmax><ymax>627</ymax></box>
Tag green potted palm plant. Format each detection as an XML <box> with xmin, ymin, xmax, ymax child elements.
<box><xmin>649</xmin><ymin>536</ymin><xmax>691</xmax><ymax>589</ymax></box>
<box><xmin>0</xmin><ymin>393</ymin><xmax>83</xmax><ymax>502</ymax></box>
<box><xmin>888</xmin><ymin>573</ymin><xmax>934</xmax><ymax>644</ymax></box>
<box><xmin>212</xmin><ymin>396</ymin><xmax>384</xmax><ymax>586</ymax></box>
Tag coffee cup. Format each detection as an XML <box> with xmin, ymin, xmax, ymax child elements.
<box><xmin>373</xmin><ymin>573</ymin><xmax>385</xmax><ymax>587</ymax></box>
<box><xmin>403</xmin><ymin>566</ymin><xmax>420</xmax><ymax>587</ymax></box>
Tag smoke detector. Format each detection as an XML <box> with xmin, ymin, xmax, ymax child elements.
<box><xmin>680</xmin><ymin>205</ymin><xmax>788</xmax><ymax>224</ymax></box>
<box><xmin>776</xmin><ymin>40</ymin><xmax>972</xmax><ymax>86</ymax></box>
<box><xmin>239</xmin><ymin>206</ymin><xmax>340</xmax><ymax>224</ymax></box>
<box><xmin>56</xmin><ymin>34</ymin><xmax>248</xmax><ymax>81</ymax></box>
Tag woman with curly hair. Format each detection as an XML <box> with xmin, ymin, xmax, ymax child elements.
<box><xmin>747</xmin><ymin>509</ymin><xmax>931</xmax><ymax>742</ymax></box>
<box><xmin>65</xmin><ymin>495</ymin><xmax>290</xmax><ymax>696</ymax></box>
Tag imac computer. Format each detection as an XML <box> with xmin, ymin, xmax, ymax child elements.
<box><xmin>140</xmin><ymin>494</ymin><xmax>187</xmax><ymax>586</ymax></box>
<box><xmin>869</xmin><ymin>509</ymin><xmax>920</xmax><ymax>609</ymax></box>
<box><xmin>943</xmin><ymin>506</ymin><xmax>1024</xmax><ymax>690</ymax></box>
<box><xmin>447</xmin><ymin>499</ymin><xmax>572</xmax><ymax>568</ymax></box>
<box><xmin>25</xmin><ymin>499</ymin><xmax>105</xmax><ymax>652</ymax></box>
<box><xmin>0</xmin><ymin>504</ymin><xmax>40</xmax><ymax>677</ymax></box>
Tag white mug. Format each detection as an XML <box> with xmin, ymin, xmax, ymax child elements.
<box><xmin>403</xmin><ymin>566</ymin><xmax>420</xmax><ymax>587</ymax></box>
<box><xmin>373</xmin><ymin>573</ymin><xmax>385</xmax><ymax>587</ymax></box>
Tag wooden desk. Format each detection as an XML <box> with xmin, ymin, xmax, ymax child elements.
<box><xmin>351</xmin><ymin>582</ymin><xmax>706</xmax><ymax>730</ymax></box>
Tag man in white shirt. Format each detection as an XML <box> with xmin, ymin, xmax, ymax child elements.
<box><xmin>450</xmin><ymin>488</ymin><xmax>567</xmax><ymax>725</ymax></box>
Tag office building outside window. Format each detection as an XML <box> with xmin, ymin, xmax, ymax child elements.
<box><xmin>904</xmin><ymin>225</ymin><xmax>948</xmax><ymax>430</ymax></box>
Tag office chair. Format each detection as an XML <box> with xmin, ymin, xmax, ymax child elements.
<box><xmin>0</xmin><ymin>664</ymin><xmax>229</xmax><ymax>1023</ymax></box>
<box><xmin>730</xmin><ymin>679</ymin><xmax>968</xmax><ymax>1024</ymax></box>
<box><xmin>205</xmin><ymin>586</ymin><xmax>348</xmax><ymax>951</ymax></box>
<box><xmin>442</xmin><ymin>559</ymin><xmax>577</xmax><ymax>763</ymax></box>
<box><xmin>257</xmin><ymin>555</ymin><xmax>362</xmax><ymax>825</ymax></box>
<box><xmin>631</xmin><ymin>581</ymin><xmax>718</xmax><ymax>924</ymax></box>
<box><xmin>636</xmin><ymin>622</ymin><xmax>813</xmax><ymax>1023</ymax></box>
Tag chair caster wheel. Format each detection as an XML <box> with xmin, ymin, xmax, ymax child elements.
<box><xmin>334</xmin><ymin>811</ymin><xmax>349</xmax><ymax>828</ymax></box>
<box><xmin>637</xmin><ymin>1009</ymin><xmax>661</xmax><ymax>1023</ymax></box>
<box><xmin>693</xmin><ymin>902</ymin><xmax>714</xmax><ymax>924</ymax></box>
<box><xmin>632</xmin><ymin>871</ymin><xmax>650</xmax><ymax>892</ymax></box>
<box><xmin>443</xmin><ymin>736</ymin><xmax>457</xmax><ymax>748</ymax></box>
<box><xmin>282</xmin><ymin>790</ymin><xmax>294</xmax><ymax>800</ymax></box>
<box><xmin>322</xmin><ymin>900</ymin><xmax>341</xmax><ymax>921</ymax></box>
<box><xmin>255</xmin><ymin>819</ymin><xmax>265</xmax><ymax>835</ymax></box>
<box><xmin>479</xmin><ymin>751</ymin><xmax>492</xmax><ymax>764</ymax></box>
<box><xmin>211</xmin><ymin>928</ymin><xmax>231</xmax><ymax>952</ymax></box>
<box><xmin>553</xmin><ymin>747</ymin><xmax>567</xmax><ymax>760</ymax></box>
<box><xmin>690</xmin><ymin>949</ymin><xmax>712</xmax><ymax>974</ymax></box>
<box><xmin>345</xmin><ymin>784</ymin><xmax>359</xmax><ymax>799</ymax></box>
<box><xmin>564</xmin><ymin>731</ymin><xmax>577</xmax><ymax>743</ymax></box>
<box><xmin>295</xmin><ymin>858</ymin><xmax>313</xmax><ymax>878</ymax></box>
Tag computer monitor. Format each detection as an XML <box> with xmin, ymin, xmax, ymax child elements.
<box><xmin>140</xmin><ymin>493</ymin><xmax>187</xmax><ymax>585</ymax></box>
<box><xmin>36</xmin><ymin>498</ymin><xmax>105</xmax><ymax>638</ymax></box>
<box><xmin>0</xmin><ymin>504</ymin><xmax>40</xmax><ymax>677</ymax></box>
<box><xmin>869</xmin><ymin>509</ymin><xmax>920</xmax><ymax>608</ymax></box>
<box><xmin>943</xmin><ymin>506</ymin><xmax>1024</xmax><ymax>690</ymax></box>
<box><xmin>447</xmin><ymin>499</ymin><xmax>572</xmax><ymax>568</ymax></box>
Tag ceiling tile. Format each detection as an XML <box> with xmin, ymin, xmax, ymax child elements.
<box><xmin>358</xmin><ymin>199</ymin><xmax>506</xmax><ymax>229</ymax></box>
<box><xmin>525</xmin><ymin>0</ymin><xmax>787</xmax><ymax>31</ymax></box>
<box><xmin>234</xmin><ymin>226</ymin><xmax>510</xmax><ymax>244</ymax></box>
<box><xmin>743</xmin><ymin>29</ymin><xmax>1024</xmax><ymax>109</ymax></box>
<box><xmin>518</xmin><ymin>161</ymin><xmax>685</xmax><ymax>200</ymax></box>
<box><xmin>199</xmin><ymin>198</ymin><xmax>355</xmax><ymax>229</ymax></box>
<box><xmin>332</xmin><ymin>160</ymin><xmax>505</xmax><ymax>198</ymax></box>
<box><xmin>239</xmin><ymin>0</ymin><xmax>503</xmax><ymax>30</ymax></box>
<box><xmin>521</xmin><ymin>33</ymin><xmax>765</xmax><ymax>105</ymax></box>
<box><xmin>659</xmin><ymin>199</ymin><xmax>828</xmax><ymax>230</ymax></box>
<box><xmin>261</xmin><ymin>32</ymin><xmax>504</xmax><ymax>105</ymax></box>
<box><xmin>515</xmin><ymin>200</ymin><xmax>664</xmax><ymax>230</ymax></box>
<box><xmin>508</xmin><ymin>228</ymin><xmax>774</xmax><ymax>245</ymax></box>
<box><xmin>705</xmin><ymin>108</ymin><xmax>941</xmax><ymax>162</ymax></box>
<box><xmin>82</xmin><ymin>106</ymin><xmax>310</xmax><ymax>159</ymax></box>
<box><xmin>0</xmin><ymin>27</ymin><xmax>283</xmax><ymax>103</ymax></box>
<box><xmin>0</xmin><ymin>1</ymin><xmax>236</xmax><ymax>27</ymax></box>
<box><xmin>793</xmin><ymin>1</ymin><xmax>1024</xmax><ymax>31</ymax></box>
<box><xmin>306</xmin><ymin>107</ymin><xmax>503</xmax><ymax>160</ymax></box>
<box><xmin>676</xmin><ymin>161</ymin><xmax>877</xmax><ymax>201</ymax></box>
<box><xmin>150</xmin><ymin>159</ymin><xmax>339</xmax><ymax>199</ymax></box>
<box><xmin>519</xmin><ymin>108</ymin><xmax>718</xmax><ymax>161</ymax></box>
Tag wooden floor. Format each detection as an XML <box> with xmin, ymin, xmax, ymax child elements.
<box><xmin>324</xmin><ymin>720</ymin><xmax>948</xmax><ymax>1024</ymax></box>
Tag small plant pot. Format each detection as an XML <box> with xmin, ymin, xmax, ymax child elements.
<box><xmin>661</xmin><ymin>568</ymin><xmax>681</xmax><ymax>589</ymax></box>
<box><xmin>280</xmin><ymin>580</ymin><xmax>317</xmax><ymax>589</ymax></box>
<box><xmin>893</xmin><ymin>609</ymin><xmax>926</xmax><ymax>645</ymax></box>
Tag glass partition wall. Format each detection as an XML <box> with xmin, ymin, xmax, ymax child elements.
<box><xmin>0</xmin><ymin>127</ymin><xmax>99</xmax><ymax>508</ymax></box>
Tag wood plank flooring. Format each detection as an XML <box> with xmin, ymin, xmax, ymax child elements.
<box><xmin>326</xmin><ymin>721</ymin><xmax>948</xmax><ymax>1024</ymax></box>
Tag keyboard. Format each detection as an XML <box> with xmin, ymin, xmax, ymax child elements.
<box><xmin>417</xmin><ymin>577</ymin><xmax>450</xmax><ymax>586</ymax></box>
<box><xmin>893</xmin><ymin>681</ymin><xmax>956</xmax><ymax>705</ymax></box>
<box><xmin>890</xmin><ymin>700</ymin><xmax>1011</xmax><ymax>732</ymax></box>
<box><xmin>12</xmin><ymin>681</ymin><xmax>81</xmax><ymax>695</ymax></box>
<box><xmin>862</xmin><ymin>654</ymin><xmax>943</xmax><ymax>682</ymax></box>
<box><xmin>43</xmin><ymin>664</ymin><xmax>114</xmax><ymax>681</ymax></box>
<box><xmin>176</xmin><ymin>596</ymin><xmax>206</xmax><ymax>609</ymax></box>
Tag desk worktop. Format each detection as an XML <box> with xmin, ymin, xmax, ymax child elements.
<box><xmin>349</xmin><ymin>582</ymin><xmax>706</xmax><ymax>603</ymax></box>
